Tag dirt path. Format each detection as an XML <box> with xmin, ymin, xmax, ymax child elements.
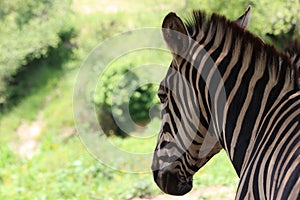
<box><xmin>132</xmin><ymin>185</ymin><xmax>236</xmax><ymax>200</ymax></box>
<box><xmin>10</xmin><ymin>113</ymin><xmax>44</xmax><ymax>158</ymax></box>
<box><xmin>11</xmin><ymin>120</ymin><xmax>43</xmax><ymax>158</ymax></box>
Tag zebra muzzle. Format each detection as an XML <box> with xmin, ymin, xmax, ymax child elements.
<box><xmin>152</xmin><ymin>169</ymin><xmax>193</xmax><ymax>195</ymax></box>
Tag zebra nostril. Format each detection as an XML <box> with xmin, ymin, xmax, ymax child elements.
<box><xmin>164</xmin><ymin>171</ymin><xmax>192</xmax><ymax>195</ymax></box>
<box><xmin>153</xmin><ymin>170</ymin><xmax>193</xmax><ymax>196</ymax></box>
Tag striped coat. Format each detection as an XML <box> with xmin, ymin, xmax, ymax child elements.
<box><xmin>152</xmin><ymin>7</ymin><xmax>300</xmax><ymax>199</ymax></box>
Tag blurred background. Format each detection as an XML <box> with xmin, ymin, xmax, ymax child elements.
<box><xmin>0</xmin><ymin>0</ymin><xmax>299</xmax><ymax>199</ymax></box>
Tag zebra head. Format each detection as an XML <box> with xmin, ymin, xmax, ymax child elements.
<box><xmin>151</xmin><ymin>7</ymin><xmax>251</xmax><ymax>196</ymax></box>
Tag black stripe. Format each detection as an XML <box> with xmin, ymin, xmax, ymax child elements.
<box><xmin>233</xmin><ymin>55</ymin><xmax>264</xmax><ymax>174</ymax></box>
<box><xmin>210</xmin><ymin>33</ymin><xmax>226</xmax><ymax>62</ymax></box>
<box><xmin>170</xmin><ymin>89</ymin><xmax>181</xmax><ymax>121</ymax></box>
<box><xmin>224</xmin><ymin>45</ymin><xmax>244</xmax><ymax>164</ymax></box>
<box><xmin>281</xmin><ymin>156</ymin><xmax>300</xmax><ymax>199</ymax></box>
<box><xmin>253</xmin><ymin>100</ymin><xmax>299</xmax><ymax>198</ymax></box>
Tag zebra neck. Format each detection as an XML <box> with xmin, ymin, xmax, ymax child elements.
<box><xmin>212</xmin><ymin>47</ymin><xmax>295</xmax><ymax>175</ymax></box>
<box><xmin>186</xmin><ymin>12</ymin><xmax>298</xmax><ymax>175</ymax></box>
<box><xmin>189</xmin><ymin>39</ymin><xmax>296</xmax><ymax>175</ymax></box>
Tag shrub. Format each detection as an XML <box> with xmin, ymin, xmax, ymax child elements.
<box><xmin>94</xmin><ymin>64</ymin><xmax>159</xmax><ymax>137</ymax></box>
<box><xmin>0</xmin><ymin>0</ymin><xmax>74</xmax><ymax>104</ymax></box>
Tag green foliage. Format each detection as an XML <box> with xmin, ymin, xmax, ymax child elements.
<box><xmin>186</xmin><ymin>0</ymin><xmax>300</xmax><ymax>49</ymax></box>
<box><xmin>0</xmin><ymin>125</ymin><xmax>158</xmax><ymax>199</ymax></box>
<box><xmin>195</xmin><ymin>151</ymin><xmax>239</xmax><ymax>187</ymax></box>
<box><xmin>0</xmin><ymin>130</ymin><xmax>237</xmax><ymax>199</ymax></box>
<box><xmin>94</xmin><ymin>63</ymin><xmax>159</xmax><ymax>137</ymax></box>
<box><xmin>129</xmin><ymin>84</ymin><xmax>160</xmax><ymax>122</ymax></box>
<box><xmin>0</xmin><ymin>0</ymin><xmax>74</xmax><ymax>104</ymax></box>
<box><xmin>94</xmin><ymin>49</ymin><xmax>169</xmax><ymax>137</ymax></box>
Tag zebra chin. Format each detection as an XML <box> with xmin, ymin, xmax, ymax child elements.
<box><xmin>152</xmin><ymin>169</ymin><xmax>193</xmax><ymax>196</ymax></box>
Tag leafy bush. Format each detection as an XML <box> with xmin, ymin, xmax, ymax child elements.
<box><xmin>94</xmin><ymin>64</ymin><xmax>159</xmax><ymax>137</ymax></box>
<box><xmin>93</xmin><ymin>45</ymin><xmax>170</xmax><ymax>137</ymax></box>
<box><xmin>0</xmin><ymin>0</ymin><xmax>74</xmax><ymax>104</ymax></box>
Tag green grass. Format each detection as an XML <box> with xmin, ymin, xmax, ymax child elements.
<box><xmin>0</xmin><ymin>118</ymin><xmax>238</xmax><ymax>199</ymax></box>
<box><xmin>196</xmin><ymin>151</ymin><xmax>239</xmax><ymax>187</ymax></box>
<box><xmin>0</xmin><ymin>0</ymin><xmax>238</xmax><ymax>199</ymax></box>
<box><xmin>0</xmin><ymin>134</ymin><xmax>237</xmax><ymax>199</ymax></box>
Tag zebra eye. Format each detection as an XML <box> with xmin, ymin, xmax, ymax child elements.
<box><xmin>158</xmin><ymin>92</ymin><xmax>168</xmax><ymax>103</ymax></box>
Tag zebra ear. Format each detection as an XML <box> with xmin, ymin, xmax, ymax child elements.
<box><xmin>162</xmin><ymin>12</ymin><xmax>190</xmax><ymax>57</ymax></box>
<box><xmin>235</xmin><ymin>5</ymin><xmax>251</xmax><ymax>29</ymax></box>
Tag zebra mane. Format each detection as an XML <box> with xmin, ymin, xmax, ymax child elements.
<box><xmin>285</xmin><ymin>40</ymin><xmax>300</xmax><ymax>88</ymax></box>
<box><xmin>185</xmin><ymin>10</ymin><xmax>298</xmax><ymax>89</ymax></box>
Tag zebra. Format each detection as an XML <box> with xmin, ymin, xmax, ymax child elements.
<box><xmin>151</xmin><ymin>6</ymin><xmax>300</xmax><ymax>199</ymax></box>
<box><xmin>285</xmin><ymin>41</ymin><xmax>300</xmax><ymax>88</ymax></box>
